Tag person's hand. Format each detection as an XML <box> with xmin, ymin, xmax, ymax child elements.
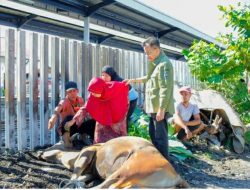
<box><xmin>122</xmin><ymin>79</ymin><xmax>131</xmax><ymax>86</ymax></box>
<box><xmin>156</xmin><ymin>108</ymin><xmax>165</xmax><ymax>121</ymax></box>
<box><xmin>184</xmin><ymin>127</ymin><xmax>192</xmax><ymax>139</ymax></box>
<box><xmin>48</xmin><ymin>114</ymin><xmax>57</xmax><ymax>130</ymax></box>
<box><xmin>64</xmin><ymin>119</ymin><xmax>76</xmax><ymax>131</ymax></box>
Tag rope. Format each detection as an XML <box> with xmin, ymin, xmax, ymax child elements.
<box><xmin>58</xmin><ymin>179</ymin><xmax>86</xmax><ymax>189</ymax></box>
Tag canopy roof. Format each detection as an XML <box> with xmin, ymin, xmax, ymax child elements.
<box><xmin>0</xmin><ymin>0</ymin><xmax>221</xmax><ymax>59</ymax></box>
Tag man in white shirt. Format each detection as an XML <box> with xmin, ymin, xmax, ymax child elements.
<box><xmin>172</xmin><ymin>86</ymin><xmax>205</xmax><ymax>141</ymax></box>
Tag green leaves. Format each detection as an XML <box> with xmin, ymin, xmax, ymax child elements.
<box><xmin>184</xmin><ymin>3</ymin><xmax>250</xmax><ymax>125</ymax></box>
<box><xmin>128</xmin><ymin>107</ymin><xmax>150</xmax><ymax>140</ymax></box>
<box><xmin>244</xmin><ymin>131</ymin><xmax>250</xmax><ymax>144</ymax></box>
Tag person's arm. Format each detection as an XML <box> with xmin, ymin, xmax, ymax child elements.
<box><xmin>123</xmin><ymin>76</ymin><xmax>147</xmax><ymax>85</ymax></box>
<box><xmin>185</xmin><ymin>105</ymin><xmax>201</xmax><ymax>126</ymax></box>
<box><xmin>124</xmin><ymin>61</ymin><xmax>157</xmax><ymax>85</ymax></box>
<box><xmin>174</xmin><ymin>113</ymin><xmax>192</xmax><ymax>139</ymax></box>
<box><xmin>185</xmin><ymin>113</ymin><xmax>201</xmax><ymax>126</ymax></box>
<box><xmin>48</xmin><ymin>104</ymin><xmax>63</xmax><ymax>130</ymax></box>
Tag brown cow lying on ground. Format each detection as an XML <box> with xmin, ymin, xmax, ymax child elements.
<box><xmin>39</xmin><ymin>136</ymin><xmax>188</xmax><ymax>188</ymax></box>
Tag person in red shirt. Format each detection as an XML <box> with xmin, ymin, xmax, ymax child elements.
<box><xmin>48</xmin><ymin>81</ymin><xmax>95</xmax><ymax>148</ymax></box>
<box><xmin>66</xmin><ymin>77</ymin><xmax>129</xmax><ymax>143</ymax></box>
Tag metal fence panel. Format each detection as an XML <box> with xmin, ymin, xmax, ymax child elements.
<box><xmin>16</xmin><ymin>30</ymin><xmax>27</xmax><ymax>150</ymax></box>
<box><xmin>40</xmin><ymin>34</ymin><xmax>49</xmax><ymax>146</ymax></box>
<box><xmin>5</xmin><ymin>29</ymin><xmax>15</xmax><ymax>149</ymax></box>
<box><xmin>0</xmin><ymin>28</ymin><xmax>202</xmax><ymax>150</ymax></box>
<box><xmin>29</xmin><ymin>32</ymin><xmax>39</xmax><ymax>150</ymax></box>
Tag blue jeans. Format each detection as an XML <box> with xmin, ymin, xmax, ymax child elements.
<box><xmin>149</xmin><ymin>112</ymin><xmax>170</xmax><ymax>159</ymax></box>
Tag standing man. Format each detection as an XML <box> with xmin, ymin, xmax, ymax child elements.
<box><xmin>125</xmin><ymin>37</ymin><xmax>174</xmax><ymax>159</ymax></box>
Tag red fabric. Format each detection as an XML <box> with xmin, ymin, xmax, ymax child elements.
<box><xmin>85</xmin><ymin>77</ymin><xmax>129</xmax><ymax>126</ymax></box>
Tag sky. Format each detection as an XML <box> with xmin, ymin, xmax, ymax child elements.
<box><xmin>138</xmin><ymin>0</ymin><xmax>249</xmax><ymax>38</ymax></box>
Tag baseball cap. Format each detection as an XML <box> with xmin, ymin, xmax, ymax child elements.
<box><xmin>65</xmin><ymin>81</ymin><xmax>78</xmax><ymax>91</ymax></box>
<box><xmin>179</xmin><ymin>86</ymin><xmax>192</xmax><ymax>93</ymax></box>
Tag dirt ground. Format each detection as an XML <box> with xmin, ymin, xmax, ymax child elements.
<box><xmin>0</xmin><ymin>140</ymin><xmax>249</xmax><ymax>189</ymax></box>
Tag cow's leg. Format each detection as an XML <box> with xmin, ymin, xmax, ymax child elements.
<box><xmin>71</xmin><ymin>145</ymin><xmax>101</xmax><ymax>180</ymax></box>
<box><xmin>77</xmin><ymin>174</ymin><xmax>93</xmax><ymax>182</ymax></box>
<box><xmin>92</xmin><ymin>170</ymin><xmax>138</xmax><ymax>189</ymax></box>
<box><xmin>91</xmin><ymin>175</ymin><xmax>120</xmax><ymax>189</ymax></box>
<box><xmin>60</xmin><ymin>151</ymin><xmax>80</xmax><ymax>170</ymax></box>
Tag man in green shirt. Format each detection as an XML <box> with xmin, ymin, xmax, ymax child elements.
<box><xmin>125</xmin><ymin>37</ymin><xmax>174</xmax><ymax>159</ymax></box>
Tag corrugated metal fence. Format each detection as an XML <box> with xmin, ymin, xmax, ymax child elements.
<box><xmin>0</xmin><ymin>28</ymin><xmax>201</xmax><ymax>150</ymax></box>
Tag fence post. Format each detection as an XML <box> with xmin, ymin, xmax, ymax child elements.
<box><xmin>5</xmin><ymin>29</ymin><xmax>15</xmax><ymax>149</ymax></box>
<box><xmin>40</xmin><ymin>34</ymin><xmax>49</xmax><ymax>146</ymax></box>
<box><xmin>50</xmin><ymin>37</ymin><xmax>60</xmax><ymax>144</ymax></box>
<box><xmin>77</xmin><ymin>42</ymin><xmax>83</xmax><ymax>97</ymax></box>
<box><xmin>60</xmin><ymin>39</ymin><xmax>66</xmax><ymax>98</ymax></box>
<box><xmin>17</xmin><ymin>30</ymin><xmax>27</xmax><ymax>150</ymax></box>
<box><xmin>29</xmin><ymin>32</ymin><xmax>39</xmax><ymax>150</ymax></box>
<box><xmin>82</xmin><ymin>42</ymin><xmax>88</xmax><ymax>99</ymax></box>
<box><xmin>88</xmin><ymin>44</ymin><xmax>93</xmax><ymax>80</ymax></box>
<box><xmin>65</xmin><ymin>39</ymin><xmax>70</xmax><ymax>83</ymax></box>
<box><xmin>69</xmin><ymin>41</ymin><xmax>77</xmax><ymax>82</ymax></box>
<box><xmin>0</xmin><ymin>27</ymin><xmax>1</xmax><ymax>123</ymax></box>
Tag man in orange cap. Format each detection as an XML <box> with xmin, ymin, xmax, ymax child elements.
<box><xmin>171</xmin><ymin>86</ymin><xmax>205</xmax><ymax>141</ymax></box>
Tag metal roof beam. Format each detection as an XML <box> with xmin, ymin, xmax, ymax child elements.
<box><xmin>0</xmin><ymin>0</ymin><xmax>183</xmax><ymax>54</ymax></box>
<box><xmin>176</xmin><ymin>55</ymin><xmax>184</xmax><ymax>60</ymax></box>
<box><xmin>37</xmin><ymin>0</ymin><xmax>87</xmax><ymax>15</ymax></box>
<box><xmin>97</xmin><ymin>34</ymin><xmax>115</xmax><ymax>44</ymax></box>
<box><xmin>17</xmin><ymin>14</ymin><xmax>37</xmax><ymax>28</ymax></box>
<box><xmin>86</xmin><ymin>0</ymin><xmax>116</xmax><ymax>17</ymax></box>
<box><xmin>157</xmin><ymin>27</ymin><xmax>179</xmax><ymax>38</ymax></box>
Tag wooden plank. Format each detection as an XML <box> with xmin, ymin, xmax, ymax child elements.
<box><xmin>118</xmin><ymin>49</ymin><xmax>122</xmax><ymax>77</ymax></box>
<box><xmin>82</xmin><ymin>42</ymin><xmax>88</xmax><ymax>99</ymax></box>
<box><xmin>16</xmin><ymin>30</ymin><xmax>27</xmax><ymax>150</ymax></box>
<box><xmin>60</xmin><ymin>39</ymin><xmax>66</xmax><ymax>98</ymax></box>
<box><xmin>50</xmin><ymin>37</ymin><xmax>60</xmax><ymax>144</ymax></box>
<box><xmin>80</xmin><ymin>42</ymin><xmax>85</xmax><ymax>99</ymax></box>
<box><xmin>88</xmin><ymin>44</ymin><xmax>93</xmax><ymax>80</ymax></box>
<box><xmin>114</xmin><ymin>49</ymin><xmax>119</xmax><ymax>73</ymax></box>
<box><xmin>121</xmin><ymin>49</ymin><xmax>125</xmax><ymax>78</ymax></box>
<box><xmin>29</xmin><ymin>32</ymin><xmax>39</xmax><ymax>150</ymax></box>
<box><xmin>91</xmin><ymin>45</ymin><xmax>96</xmax><ymax>77</ymax></box>
<box><xmin>95</xmin><ymin>45</ymin><xmax>100</xmax><ymax>78</ymax></box>
<box><xmin>40</xmin><ymin>34</ymin><xmax>49</xmax><ymax>146</ymax></box>
<box><xmin>65</xmin><ymin>39</ymin><xmax>70</xmax><ymax>83</ymax></box>
<box><xmin>69</xmin><ymin>41</ymin><xmax>77</xmax><ymax>81</ymax></box>
<box><xmin>0</xmin><ymin>27</ymin><xmax>2</xmax><ymax>123</ymax></box>
<box><xmin>77</xmin><ymin>42</ymin><xmax>83</xmax><ymax>97</ymax></box>
<box><xmin>99</xmin><ymin>46</ymin><xmax>104</xmax><ymax>73</ymax></box>
<box><xmin>125</xmin><ymin>51</ymin><xmax>131</xmax><ymax>79</ymax></box>
<box><xmin>132</xmin><ymin>52</ymin><xmax>136</xmax><ymax>78</ymax></box>
<box><xmin>137</xmin><ymin>53</ymin><xmax>142</xmax><ymax>106</ymax></box>
<box><xmin>5</xmin><ymin>29</ymin><xmax>15</xmax><ymax>149</ymax></box>
<box><xmin>108</xmin><ymin>47</ymin><xmax>113</xmax><ymax>67</ymax></box>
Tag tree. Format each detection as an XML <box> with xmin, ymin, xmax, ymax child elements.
<box><xmin>182</xmin><ymin>3</ymin><xmax>250</xmax><ymax>124</ymax></box>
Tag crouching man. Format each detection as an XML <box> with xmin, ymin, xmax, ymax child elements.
<box><xmin>171</xmin><ymin>86</ymin><xmax>205</xmax><ymax>141</ymax></box>
<box><xmin>48</xmin><ymin>81</ymin><xmax>95</xmax><ymax>148</ymax></box>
